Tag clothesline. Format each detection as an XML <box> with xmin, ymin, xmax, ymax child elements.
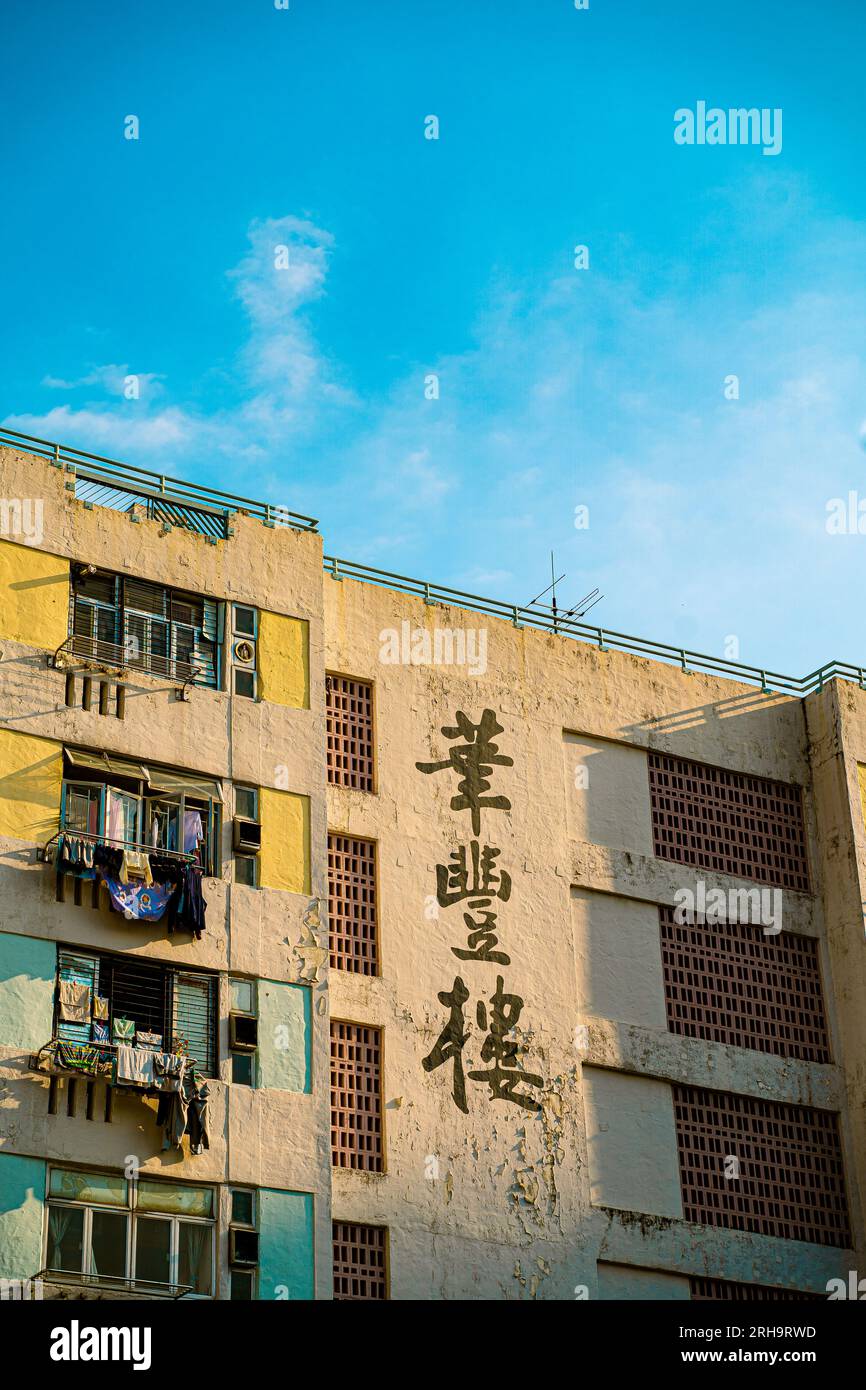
<box><xmin>44</xmin><ymin>828</ymin><xmax>196</xmax><ymax>863</ymax></box>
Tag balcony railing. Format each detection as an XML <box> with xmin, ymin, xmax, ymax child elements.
<box><xmin>41</xmin><ymin>829</ymin><xmax>197</xmax><ymax>865</ymax></box>
<box><xmin>32</xmin><ymin>1269</ymin><xmax>195</xmax><ymax>1299</ymax></box>
<box><xmin>52</xmin><ymin>632</ymin><xmax>206</xmax><ymax>689</ymax></box>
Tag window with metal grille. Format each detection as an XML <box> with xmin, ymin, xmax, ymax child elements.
<box><xmin>56</xmin><ymin>949</ymin><xmax>218</xmax><ymax>1077</ymax></box>
<box><xmin>328</xmin><ymin>834</ymin><xmax>378</xmax><ymax>975</ymax></box>
<box><xmin>647</xmin><ymin>752</ymin><xmax>810</xmax><ymax>892</ymax></box>
<box><xmin>70</xmin><ymin>569</ymin><xmax>220</xmax><ymax>688</ymax></box>
<box><xmin>673</xmin><ymin>1085</ymin><xmax>850</xmax><ymax>1247</ymax></box>
<box><xmin>332</xmin><ymin>1222</ymin><xmax>387</xmax><ymax>1300</ymax></box>
<box><xmin>659</xmin><ymin>907</ymin><xmax>830</xmax><ymax>1063</ymax></box>
<box><xmin>330</xmin><ymin>1022</ymin><xmax>383</xmax><ymax>1172</ymax></box>
<box><xmin>326</xmin><ymin>675</ymin><xmax>374</xmax><ymax>791</ymax></box>
<box><xmin>690</xmin><ymin>1277</ymin><xmax>818</xmax><ymax>1301</ymax></box>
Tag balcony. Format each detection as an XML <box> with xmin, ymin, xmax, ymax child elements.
<box><xmin>41</xmin><ymin>829</ymin><xmax>207</xmax><ymax>937</ymax></box>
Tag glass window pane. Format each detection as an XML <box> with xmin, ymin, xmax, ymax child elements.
<box><xmin>134</xmin><ymin>1217</ymin><xmax>171</xmax><ymax>1287</ymax></box>
<box><xmin>230</xmin><ymin>1270</ymin><xmax>254</xmax><ymax>1301</ymax></box>
<box><xmin>89</xmin><ymin>1211</ymin><xmax>128</xmax><ymax>1281</ymax></box>
<box><xmin>232</xmin><ymin>1051</ymin><xmax>254</xmax><ymax>1086</ymax></box>
<box><xmin>234</xmin><ymin>669</ymin><xmax>256</xmax><ymax>699</ymax></box>
<box><xmin>231</xmin><ymin>1190</ymin><xmax>254</xmax><ymax>1226</ymax></box>
<box><xmin>137</xmin><ymin>1182</ymin><xmax>214</xmax><ymax>1218</ymax></box>
<box><xmin>178</xmin><ymin>1221</ymin><xmax>213</xmax><ymax>1296</ymax></box>
<box><xmin>230</xmin><ymin>978</ymin><xmax>254</xmax><ymax>1014</ymax></box>
<box><xmin>235</xmin><ymin>856</ymin><xmax>257</xmax><ymax>887</ymax></box>
<box><xmin>47</xmin><ymin>1205</ymin><xmax>85</xmax><ymax>1273</ymax></box>
<box><xmin>235</xmin><ymin>787</ymin><xmax>257</xmax><ymax>820</ymax></box>
<box><xmin>49</xmin><ymin>1169</ymin><xmax>127</xmax><ymax>1206</ymax></box>
<box><xmin>233</xmin><ymin>606</ymin><xmax>257</xmax><ymax>637</ymax></box>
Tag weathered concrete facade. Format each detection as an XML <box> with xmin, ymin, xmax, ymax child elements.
<box><xmin>0</xmin><ymin>437</ymin><xmax>864</xmax><ymax>1299</ymax></box>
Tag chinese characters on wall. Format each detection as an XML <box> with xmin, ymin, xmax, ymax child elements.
<box><xmin>416</xmin><ymin>710</ymin><xmax>542</xmax><ymax>1113</ymax></box>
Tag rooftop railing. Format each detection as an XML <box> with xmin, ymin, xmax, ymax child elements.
<box><xmin>4</xmin><ymin>424</ymin><xmax>863</xmax><ymax>702</ymax></box>
<box><xmin>0</xmin><ymin>425</ymin><xmax>319</xmax><ymax>535</ymax></box>
<box><xmin>323</xmin><ymin>555</ymin><xmax>866</xmax><ymax>700</ymax></box>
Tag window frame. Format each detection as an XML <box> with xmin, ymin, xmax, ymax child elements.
<box><xmin>69</xmin><ymin>568</ymin><xmax>222</xmax><ymax>690</ymax></box>
<box><xmin>54</xmin><ymin>947</ymin><xmax>220</xmax><ymax>1078</ymax></box>
<box><xmin>44</xmin><ymin>1168</ymin><xmax>216</xmax><ymax>1297</ymax></box>
<box><xmin>60</xmin><ymin>769</ymin><xmax>221</xmax><ymax>876</ymax></box>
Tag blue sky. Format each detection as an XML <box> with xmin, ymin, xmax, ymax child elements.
<box><xmin>2</xmin><ymin>0</ymin><xmax>866</xmax><ymax>676</ymax></box>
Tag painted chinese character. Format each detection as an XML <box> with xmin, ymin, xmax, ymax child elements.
<box><xmin>452</xmin><ymin>907</ymin><xmax>510</xmax><ymax>965</ymax></box>
<box><xmin>416</xmin><ymin>709</ymin><xmax>513</xmax><ymax>834</ymax></box>
<box><xmin>435</xmin><ymin>841</ymin><xmax>512</xmax><ymax>908</ymax></box>
<box><xmin>422</xmin><ymin>976</ymin><xmax>470</xmax><ymax>1113</ymax></box>
<box><xmin>469</xmin><ymin>977</ymin><xmax>543</xmax><ymax>1112</ymax></box>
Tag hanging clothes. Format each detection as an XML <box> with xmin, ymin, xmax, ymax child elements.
<box><xmin>54</xmin><ymin>1042</ymin><xmax>100</xmax><ymax>1076</ymax></box>
<box><xmin>106</xmin><ymin>790</ymin><xmax>125</xmax><ymax>845</ymax></box>
<box><xmin>101</xmin><ymin>877</ymin><xmax>173</xmax><ymax>922</ymax></box>
<box><xmin>186</xmin><ymin>1078</ymin><xmax>211</xmax><ymax>1155</ymax></box>
<box><xmin>119</xmin><ymin>851</ymin><xmax>153</xmax><ymax>886</ymax></box>
<box><xmin>115</xmin><ymin>1045</ymin><xmax>155</xmax><ymax>1087</ymax></box>
<box><xmin>59</xmin><ymin>980</ymin><xmax>91</xmax><ymax>1024</ymax></box>
<box><xmin>182</xmin><ymin>810</ymin><xmax>204</xmax><ymax>856</ymax></box>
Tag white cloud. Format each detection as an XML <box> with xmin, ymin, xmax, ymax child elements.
<box><xmin>8</xmin><ymin>186</ymin><xmax>866</xmax><ymax>673</ymax></box>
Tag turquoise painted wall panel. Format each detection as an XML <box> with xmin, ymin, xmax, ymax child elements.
<box><xmin>258</xmin><ymin>979</ymin><xmax>312</xmax><ymax>1093</ymax></box>
<box><xmin>258</xmin><ymin>1189</ymin><xmax>314</xmax><ymax>1300</ymax></box>
<box><xmin>0</xmin><ymin>1153</ymin><xmax>45</xmax><ymax>1280</ymax></box>
<box><xmin>0</xmin><ymin>932</ymin><xmax>55</xmax><ymax>1049</ymax></box>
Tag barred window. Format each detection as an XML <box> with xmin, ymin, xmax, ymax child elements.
<box><xmin>330</xmin><ymin>1021</ymin><xmax>383</xmax><ymax>1172</ymax></box>
<box><xmin>690</xmin><ymin>1277</ymin><xmax>818</xmax><ymax>1301</ymax></box>
<box><xmin>56</xmin><ymin>948</ymin><xmax>218</xmax><ymax>1077</ymax></box>
<box><xmin>673</xmin><ymin>1085</ymin><xmax>850</xmax><ymax>1247</ymax></box>
<box><xmin>70</xmin><ymin>569</ymin><xmax>220</xmax><ymax>689</ymax></box>
<box><xmin>326</xmin><ymin>675</ymin><xmax>374</xmax><ymax>791</ymax></box>
<box><xmin>332</xmin><ymin>1221</ymin><xmax>387</xmax><ymax>1300</ymax></box>
<box><xmin>648</xmin><ymin>752</ymin><xmax>809</xmax><ymax>892</ymax></box>
<box><xmin>328</xmin><ymin>833</ymin><xmax>378</xmax><ymax>975</ymax></box>
<box><xmin>659</xmin><ymin>907</ymin><xmax>830</xmax><ymax>1062</ymax></box>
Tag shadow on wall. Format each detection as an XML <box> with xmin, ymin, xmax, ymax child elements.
<box><xmin>619</xmin><ymin>690</ymin><xmax>805</xmax><ymax>746</ymax></box>
<box><xmin>0</xmin><ymin>746</ymin><xmax>61</xmax><ymax>841</ymax></box>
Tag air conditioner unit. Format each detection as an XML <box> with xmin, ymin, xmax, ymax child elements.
<box><xmin>229</xmin><ymin>1227</ymin><xmax>260</xmax><ymax>1268</ymax></box>
<box><xmin>233</xmin><ymin>818</ymin><xmax>262</xmax><ymax>853</ymax></box>
<box><xmin>230</xmin><ymin>1013</ymin><xmax>259</xmax><ymax>1051</ymax></box>
<box><xmin>233</xmin><ymin>639</ymin><xmax>256</xmax><ymax>667</ymax></box>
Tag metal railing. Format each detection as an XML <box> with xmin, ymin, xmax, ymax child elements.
<box><xmin>42</xmin><ymin>828</ymin><xmax>197</xmax><ymax>864</ymax></box>
<box><xmin>5</xmin><ymin>423</ymin><xmax>864</xmax><ymax>700</ymax></box>
<box><xmin>52</xmin><ymin>632</ymin><xmax>207</xmax><ymax>689</ymax></box>
<box><xmin>0</xmin><ymin>425</ymin><xmax>319</xmax><ymax>533</ymax></box>
<box><xmin>323</xmin><ymin>555</ymin><xmax>866</xmax><ymax>700</ymax></box>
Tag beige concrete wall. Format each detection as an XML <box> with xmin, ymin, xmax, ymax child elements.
<box><xmin>324</xmin><ymin>572</ymin><xmax>860</xmax><ymax>1298</ymax></box>
<box><xmin>0</xmin><ymin>443</ymin><xmax>332</xmax><ymax>1299</ymax></box>
<box><xmin>583</xmin><ymin>1069</ymin><xmax>683</xmax><ymax>1218</ymax></box>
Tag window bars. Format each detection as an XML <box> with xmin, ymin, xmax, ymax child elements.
<box><xmin>648</xmin><ymin>752</ymin><xmax>810</xmax><ymax>892</ymax></box>
<box><xmin>327</xmin><ymin>834</ymin><xmax>379</xmax><ymax>975</ymax></box>
<box><xmin>659</xmin><ymin>906</ymin><xmax>831</xmax><ymax>1063</ymax></box>
<box><xmin>673</xmin><ymin>1085</ymin><xmax>850</xmax><ymax>1248</ymax></box>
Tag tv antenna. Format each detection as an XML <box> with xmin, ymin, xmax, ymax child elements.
<box><xmin>526</xmin><ymin>551</ymin><xmax>602</xmax><ymax>633</ymax></box>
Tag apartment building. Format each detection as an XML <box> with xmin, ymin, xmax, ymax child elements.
<box><xmin>0</xmin><ymin>429</ymin><xmax>864</xmax><ymax>1300</ymax></box>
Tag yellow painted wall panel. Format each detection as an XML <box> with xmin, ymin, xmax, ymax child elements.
<box><xmin>260</xmin><ymin>787</ymin><xmax>310</xmax><ymax>894</ymax></box>
<box><xmin>0</xmin><ymin>730</ymin><xmax>63</xmax><ymax>843</ymax></box>
<box><xmin>258</xmin><ymin>611</ymin><xmax>310</xmax><ymax>709</ymax></box>
<box><xmin>857</xmin><ymin>764</ymin><xmax>866</xmax><ymax>830</ymax></box>
<box><xmin>0</xmin><ymin>539</ymin><xmax>69</xmax><ymax>650</ymax></box>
